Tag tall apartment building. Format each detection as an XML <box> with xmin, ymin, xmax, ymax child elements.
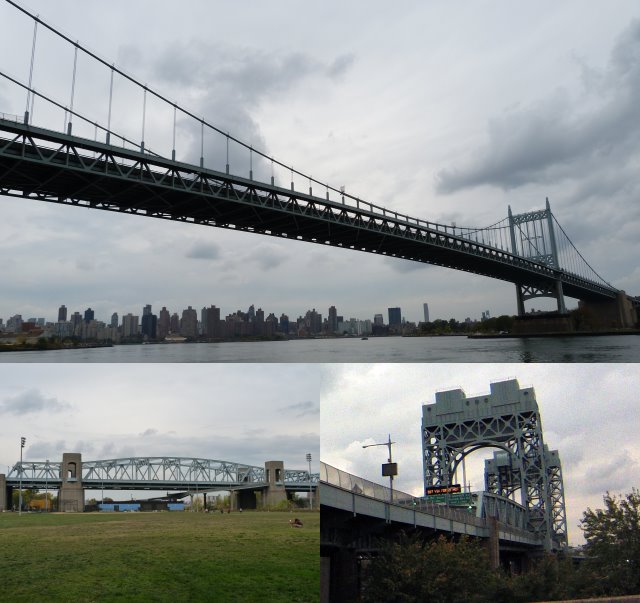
<box><xmin>122</xmin><ymin>313</ymin><xmax>139</xmax><ymax>338</ymax></box>
<box><xmin>180</xmin><ymin>306</ymin><xmax>198</xmax><ymax>338</ymax></box>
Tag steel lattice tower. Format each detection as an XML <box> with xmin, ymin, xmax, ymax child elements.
<box><xmin>422</xmin><ymin>379</ymin><xmax>567</xmax><ymax>550</ymax></box>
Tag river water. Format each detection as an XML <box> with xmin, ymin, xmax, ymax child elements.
<box><xmin>1</xmin><ymin>334</ymin><xmax>639</xmax><ymax>362</ymax></box>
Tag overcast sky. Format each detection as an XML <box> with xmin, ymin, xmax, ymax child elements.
<box><xmin>1</xmin><ymin>1</ymin><xmax>639</xmax><ymax>324</ymax></box>
<box><xmin>0</xmin><ymin>364</ymin><xmax>320</xmax><ymax>486</ymax></box>
<box><xmin>320</xmin><ymin>363</ymin><xmax>640</xmax><ymax>545</ymax></box>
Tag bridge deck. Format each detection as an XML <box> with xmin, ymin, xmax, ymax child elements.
<box><xmin>0</xmin><ymin>119</ymin><xmax>617</xmax><ymax>302</ymax></box>
<box><xmin>321</xmin><ymin>482</ymin><xmax>542</xmax><ymax>548</ymax></box>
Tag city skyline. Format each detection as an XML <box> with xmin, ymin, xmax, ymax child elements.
<box><xmin>2</xmin><ymin>300</ymin><xmax>473</xmax><ymax>334</ymax></box>
<box><xmin>1</xmin><ymin>2</ymin><xmax>639</xmax><ymax>321</ymax></box>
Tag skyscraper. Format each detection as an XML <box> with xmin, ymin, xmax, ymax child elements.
<box><xmin>180</xmin><ymin>306</ymin><xmax>198</xmax><ymax>338</ymax></box>
<box><xmin>388</xmin><ymin>307</ymin><xmax>401</xmax><ymax>327</ymax></box>
<box><xmin>58</xmin><ymin>305</ymin><xmax>67</xmax><ymax>322</ymax></box>
<box><xmin>158</xmin><ymin>307</ymin><xmax>171</xmax><ymax>339</ymax></box>
<box><xmin>328</xmin><ymin>306</ymin><xmax>338</xmax><ymax>333</ymax></box>
<box><xmin>423</xmin><ymin>303</ymin><xmax>430</xmax><ymax>323</ymax></box>
<box><xmin>84</xmin><ymin>308</ymin><xmax>94</xmax><ymax>323</ymax></box>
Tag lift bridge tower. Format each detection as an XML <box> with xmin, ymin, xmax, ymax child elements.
<box><xmin>422</xmin><ymin>379</ymin><xmax>567</xmax><ymax>550</ymax></box>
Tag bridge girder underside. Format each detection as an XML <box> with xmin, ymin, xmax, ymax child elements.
<box><xmin>0</xmin><ymin>121</ymin><xmax>616</xmax><ymax>302</ymax></box>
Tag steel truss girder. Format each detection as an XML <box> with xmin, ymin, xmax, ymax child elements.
<box><xmin>6</xmin><ymin>456</ymin><xmax>319</xmax><ymax>490</ymax></box>
<box><xmin>0</xmin><ymin>119</ymin><xmax>617</xmax><ymax>302</ymax></box>
<box><xmin>520</xmin><ymin>284</ymin><xmax>557</xmax><ymax>301</ymax></box>
<box><xmin>422</xmin><ymin>380</ymin><xmax>567</xmax><ymax>550</ymax></box>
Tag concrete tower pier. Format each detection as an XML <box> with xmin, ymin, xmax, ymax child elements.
<box><xmin>58</xmin><ymin>453</ymin><xmax>83</xmax><ymax>512</ymax></box>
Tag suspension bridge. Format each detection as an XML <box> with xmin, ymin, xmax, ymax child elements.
<box><xmin>1</xmin><ymin>453</ymin><xmax>319</xmax><ymax>512</ymax></box>
<box><xmin>0</xmin><ymin>1</ymin><xmax>636</xmax><ymax>326</ymax></box>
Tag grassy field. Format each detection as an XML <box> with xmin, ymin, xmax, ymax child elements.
<box><xmin>0</xmin><ymin>510</ymin><xmax>319</xmax><ymax>602</ymax></box>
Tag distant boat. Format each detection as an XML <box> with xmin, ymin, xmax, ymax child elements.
<box><xmin>164</xmin><ymin>335</ymin><xmax>187</xmax><ymax>343</ymax></box>
<box><xmin>361</xmin><ymin>337</ymin><xmax>368</xmax><ymax>340</ymax></box>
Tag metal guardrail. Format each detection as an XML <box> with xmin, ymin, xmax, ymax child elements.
<box><xmin>321</xmin><ymin>462</ymin><xmax>485</xmax><ymax>527</ymax></box>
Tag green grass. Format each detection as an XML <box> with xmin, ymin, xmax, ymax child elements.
<box><xmin>0</xmin><ymin>510</ymin><xmax>319</xmax><ymax>602</ymax></box>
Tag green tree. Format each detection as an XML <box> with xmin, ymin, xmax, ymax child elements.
<box><xmin>504</xmin><ymin>553</ymin><xmax>578</xmax><ymax>602</ymax></box>
<box><xmin>578</xmin><ymin>489</ymin><xmax>640</xmax><ymax>596</ymax></box>
<box><xmin>362</xmin><ymin>533</ymin><xmax>499</xmax><ymax>603</ymax></box>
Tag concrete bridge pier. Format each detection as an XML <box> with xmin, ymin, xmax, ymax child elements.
<box><xmin>0</xmin><ymin>474</ymin><xmax>7</xmax><ymax>511</ymax></box>
<box><xmin>230</xmin><ymin>488</ymin><xmax>258</xmax><ymax>510</ymax></box>
<box><xmin>58</xmin><ymin>453</ymin><xmax>84</xmax><ymax>512</ymax></box>
<box><xmin>579</xmin><ymin>290</ymin><xmax>638</xmax><ymax>329</ymax></box>
<box><xmin>263</xmin><ymin>460</ymin><xmax>287</xmax><ymax>507</ymax></box>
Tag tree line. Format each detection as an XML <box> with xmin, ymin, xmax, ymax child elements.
<box><xmin>361</xmin><ymin>489</ymin><xmax>640</xmax><ymax>602</ymax></box>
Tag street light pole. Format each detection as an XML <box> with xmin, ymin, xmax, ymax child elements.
<box><xmin>18</xmin><ymin>436</ymin><xmax>26</xmax><ymax>515</ymax></box>
<box><xmin>306</xmin><ymin>453</ymin><xmax>312</xmax><ymax>510</ymax></box>
<box><xmin>363</xmin><ymin>434</ymin><xmax>396</xmax><ymax>503</ymax></box>
<box><xmin>45</xmin><ymin>459</ymin><xmax>49</xmax><ymax>513</ymax></box>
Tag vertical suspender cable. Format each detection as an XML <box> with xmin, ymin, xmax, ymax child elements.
<box><xmin>106</xmin><ymin>66</ymin><xmax>114</xmax><ymax>144</ymax></box>
<box><xmin>200</xmin><ymin>119</ymin><xmax>204</xmax><ymax>168</ymax></box>
<box><xmin>140</xmin><ymin>86</ymin><xmax>147</xmax><ymax>151</ymax></box>
<box><xmin>68</xmin><ymin>44</ymin><xmax>78</xmax><ymax>134</ymax></box>
<box><xmin>172</xmin><ymin>104</ymin><xmax>177</xmax><ymax>161</ymax></box>
<box><xmin>25</xmin><ymin>18</ymin><xmax>38</xmax><ymax>124</ymax></box>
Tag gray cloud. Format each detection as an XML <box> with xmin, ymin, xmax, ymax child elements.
<box><xmin>247</xmin><ymin>244</ymin><xmax>288</xmax><ymax>271</ymax></box>
<box><xmin>0</xmin><ymin>389</ymin><xmax>71</xmax><ymax>415</ymax></box>
<box><xmin>23</xmin><ymin>431</ymin><xmax>319</xmax><ymax>470</ymax></box>
<box><xmin>186</xmin><ymin>242</ymin><xmax>220</xmax><ymax>260</ymax></box>
<box><xmin>436</xmin><ymin>19</ymin><xmax>640</xmax><ymax>195</ymax></box>
<box><xmin>145</xmin><ymin>41</ymin><xmax>355</xmax><ymax>176</ymax></box>
<box><xmin>582</xmin><ymin>450</ymin><xmax>639</xmax><ymax>495</ymax></box>
<box><xmin>279</xmin><ymin>401</ymin><xmax>320</xmax><ymax>418</ymax></box>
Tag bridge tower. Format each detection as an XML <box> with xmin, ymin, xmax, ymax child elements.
<box><xmin>421</xmin><ymin>379</ymin><xmax>567</xmax><ymax>550</ymax></box>
<box><xmin>58</xmin><ymin>452</ymin><xmax>84</xmax><ymax>512</ymax></box>
<box><xmin>508</xmin><ymin>198</ymin><xmax>567</xmax><ymax>316</ymax></box>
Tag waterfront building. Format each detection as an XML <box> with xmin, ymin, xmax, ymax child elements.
<box><xmin>388</xmin><ymin>307</ymin><xmax>402</xmax><ymax>327</ymax></box>
<box><xmin>180</xmin><ymin>306</ymin><xmax>198</xmax><ymax>338</ymax></box>
<box><xmin>122</xmin><ymin>313</ymin><xmax>139</xmax><ymax>338</ymax></box>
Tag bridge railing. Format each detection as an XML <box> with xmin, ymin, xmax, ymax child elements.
<box><xmin>321</xmin><ymin>462</ymin><xmax>485</xmax><ymax>527</ymax></box>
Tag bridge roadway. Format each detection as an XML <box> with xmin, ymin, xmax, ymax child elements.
<box><xmin>5</xmin><ymin>456</ymin><xmax>318</xmax><ymax>492</ymax></box>
<box><xmin>321</xmin><ymin>463</ymin><xmax>543</xmax><ymax>602</ymax></box>
<box><xmin>320</xmin><ymin>464</ymin><xmax>542</xmax><ymax>550</ymax></box>
<box><xmin>0</xmin><ymin>118</ymin><xmax>617</xmax><ymax>302</ymax></box>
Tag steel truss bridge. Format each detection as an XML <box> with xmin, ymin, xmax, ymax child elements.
<box><xmin>6</xmin><ymin>457</ymin><xmax>318</xmax><ymax>492</ymax></box>
<box><xmin>0</xmin><ymin>1</ymin><xmax>627</xmax><ymax>314</ymax></box>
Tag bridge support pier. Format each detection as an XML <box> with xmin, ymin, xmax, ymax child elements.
<box><xmin>58</xmin><ymin>453</ymin><xmax>84</xmax><ymax>512</ymax></box>
<box><xmin>578</xmin><ymin>290</ymin><xmax>638</xmax><ymax>329</ymax></box>
<box><xmin>263</xmin><ymin>460</ymin><xmax>287</xmax><ymax>508</ymax></box>
<box><xmin>487</xmin><ymin>517</ymin><xmax>500</xmax><ymax>570</ymax></box>
<box><xmin>230</xmin><ymin>489</ymin><xmax>258</xmax><ymax>510</ymax></box>
<box><xmin>0</xmin><ymin>474</ymin><xmax>6</xmax><ymax>511</ymax></box>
